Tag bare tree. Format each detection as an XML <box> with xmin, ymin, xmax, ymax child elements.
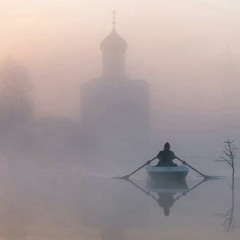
<box><xmin>217</xmin><ymin>140</ymin><xmax>238</xmax><ymax>180</ymax></box>
<box><xmin>216</xmin><ymin>140</ymin><xmax>238</xmax><ymax>231</ymax></box>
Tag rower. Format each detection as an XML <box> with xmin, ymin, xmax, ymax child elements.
<box><xmin>156</xmin><ymin>142</ymin><xmax>178</xmax><ymax>167</ymax></box>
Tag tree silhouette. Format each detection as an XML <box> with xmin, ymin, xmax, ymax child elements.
<box><xmin>0</xmin><ymin>58</ymin><xmax>33</xmax><ymax>134</ymax></box>
<box><xmin>217</xmin><ymin>140</ymin><xmax>238</xmax><ymax>180</ymax></box>
<box><xmin>216</xmin><ymin>140</ymin><xmax>238</xmax><ymax>231</ymax></box>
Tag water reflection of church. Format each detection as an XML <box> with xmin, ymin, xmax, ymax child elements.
<box><xmin>81</xmin><ymin>17</ymin><xmax>150</xmax><ymax>152</ymax></box>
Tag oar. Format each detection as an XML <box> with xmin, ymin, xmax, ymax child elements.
<box><xmin>175</xmin><ymin>156</ymin><xmax>221</xmax><ymax>180</ymax></box>
<box><xmin>114</xmin><ymin>157</ymin><xmax>157</xmax><ymax>179</ymax></box>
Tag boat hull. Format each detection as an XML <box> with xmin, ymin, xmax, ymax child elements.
<box><xmin>145</xmin><ymin>165</ymin><xmax>188</xmax><ymax>181</ymax></box>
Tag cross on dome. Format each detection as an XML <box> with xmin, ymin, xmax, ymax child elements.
<box><xmin>100</xmin><ymin>10</ymin><xmax>127</xmax><ymax>53</ymax></box>
<box><xmin>112</xmin><ymin>10</ymin><xmax>117</xmax><ymax>27</ymax></box>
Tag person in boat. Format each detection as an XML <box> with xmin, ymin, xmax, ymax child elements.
<box><xmin>156</xmin><ymin>142</ymin><xmax>178</xmax><ymax>167</ymax></box>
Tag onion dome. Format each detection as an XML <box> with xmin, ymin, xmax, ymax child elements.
<box><xmin>101</xmin><ymin>27</ymin><xmax>127</xmax><ymax>53</ymax></box>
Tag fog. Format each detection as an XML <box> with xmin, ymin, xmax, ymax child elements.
<box><xmin>0</xmin><ymin>2</ymin><xmax>240</xmax><ymax>238</ymax></box>
<box><xmin>0</xmin><ymin>0</ymin><xmax>239</xmax><ymax>167</ymax></box>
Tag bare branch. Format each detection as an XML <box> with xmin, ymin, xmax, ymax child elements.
<box><xmin>217</xmin><ymin>140</ymin><xmax>238</xmax><ymax>174</ymax></box>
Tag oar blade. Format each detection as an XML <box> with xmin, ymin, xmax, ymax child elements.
<box><xmin>204</xmin><ymin>175</ymin><xmax>224</xmax><ymax>180</ymax></box>
<box><xmin>113</xmin><ymin>175</ymin><xmax>130</xmax><ymax>180</ymax></box>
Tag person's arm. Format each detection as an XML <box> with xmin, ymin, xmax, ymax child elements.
<box><xmin>152</xmin><ymin>152</ymin><xmax>162</xmax><ymax>167</ymax></box>
<box><xmin>171</xmin><ymin>151</ymin><xmax>176</xmax><ymax>159</ymax></box>
<box><xmin>156</xmin><ymin>151</ymin><xmax>162</xmax><ymax>159</ymax></box>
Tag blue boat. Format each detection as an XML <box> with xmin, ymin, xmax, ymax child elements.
<box><xmin>145</xmin><ymin>165</ymin><xmax>189</xmax><ymax>180</ymax></box>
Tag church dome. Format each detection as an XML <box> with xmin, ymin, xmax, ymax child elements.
<box><xmin>101</xmin><ymin>27</ymin><xmax>127</xmax><ymax>52</ymax></box>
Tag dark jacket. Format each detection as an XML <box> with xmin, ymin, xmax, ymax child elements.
<box><xmin>156</xmin><ymin>150</ymin><xmax>177</xmax><ymax>167</ymax></box>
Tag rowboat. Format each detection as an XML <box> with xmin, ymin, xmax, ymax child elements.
<box><xmin>145</xmin><ymin>165</ymin><xmax>189</xmax><ymax>180</ymax></box>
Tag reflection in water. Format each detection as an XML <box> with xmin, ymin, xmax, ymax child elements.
<box><xmin>156</xmin><ymin>193</ymin><xmax>175</xmax><ymax>216</ymax></box>
<box><xmin>80</xmin><ymin>176</ymin><xmax>150</xmax><ymax>240</ymax></box>
<box><xmin>0</xmin><ymin>169</ymin><xmax>239</xmax><ymax>239</ymax></box>
<box><xmin>126</xmin><ymin>178</ymin><xmax>207</xmax><ymax>216</ymax></box>
<box><xmin>133</xmin><ymin>178</ymin><xmax>187</xmax><ymax>216</ymax></box>
<box><xmin>217</xmin><ymin>177</ymin><xmax>237</xmax><ymax>232</ymax></box>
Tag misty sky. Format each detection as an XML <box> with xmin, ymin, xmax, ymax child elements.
<box><xmin>1</xmin><ymin>0</ymin><xmax>240</xmax><ymax>132</ymax></box>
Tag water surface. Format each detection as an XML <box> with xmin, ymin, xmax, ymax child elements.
<box><xmin>0</xmin><ymin>164</ymin><xmax>239</xmax><ymax>240</ymax></box>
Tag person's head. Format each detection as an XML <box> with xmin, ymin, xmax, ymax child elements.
<box><xmin>164</xmin><ymin>142</ymin><xmax>170</xmax><ymax>151</ymax></box>
<box><xmin>164</xmin><ymin>207</ymin><xmax>170</xmax><ymax>216</ymax></box>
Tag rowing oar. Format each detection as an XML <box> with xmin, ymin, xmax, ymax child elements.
<box><xmin>175</xmin><ymin>156</ymin><xmax>222</xmax><ymax>180</ymax></box>
<box><xmin>114</xmin><ymin>157</ymin><xmax>157</xmax><ymax>179</ymax></box>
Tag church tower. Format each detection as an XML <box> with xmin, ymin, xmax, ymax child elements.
<box><xmin>80</xmin><ymin>13</ymin><xmax>150</xmax><ymax>154</ymax></box>
<box><xmin>101</xmin><ymin>16</ymin><xmax>127</xmax><ymax>78</ymax></box>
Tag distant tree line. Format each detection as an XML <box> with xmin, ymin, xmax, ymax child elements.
<box><xmin>0</xmin><ymin>58</ymin><xmax>33</xmax><ymax>135</ymax></box>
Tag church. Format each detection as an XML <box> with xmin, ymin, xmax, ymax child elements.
<box><xmin>80</xmin><ymin>15</ymin><xmax>150</xmax><ymax>154</ymax></box>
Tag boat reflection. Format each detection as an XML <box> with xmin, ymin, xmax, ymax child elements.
<box><xmin>147</xmin><ymin>178</ymin><xmax>189</xmax><ymax>216</ymax></box>
<box><xmin>126</xmin><ymin>177</ymin><xmax>208</xmax><ymax>216</ymax></box>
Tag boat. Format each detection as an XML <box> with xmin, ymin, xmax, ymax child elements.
<box><xmin>145</xmin><ymin>165</ymin><xmax>189</xmax><ymax>180</ymax></box>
